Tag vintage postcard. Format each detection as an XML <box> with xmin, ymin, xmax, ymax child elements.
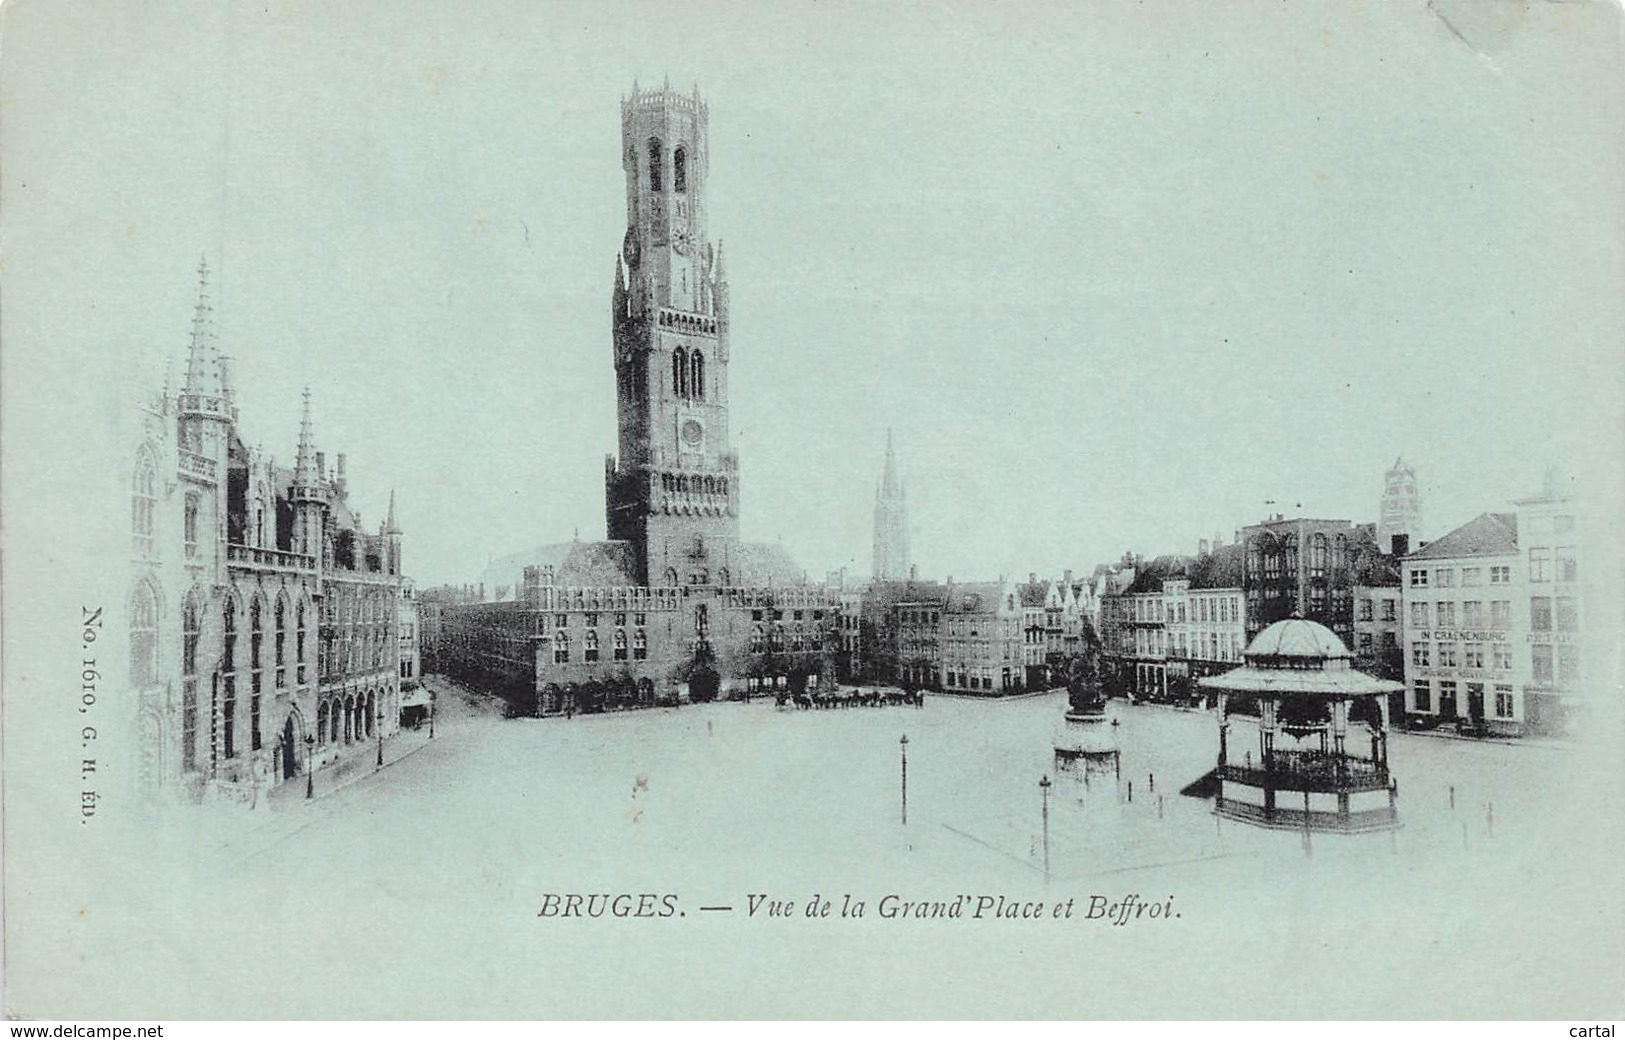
<box><xmin>3</xmin><ymin>0</ymin><xmax>1622</xmax><ymax>1023</ymax></box>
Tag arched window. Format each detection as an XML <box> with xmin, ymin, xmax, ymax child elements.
<box><xmin>585</xmin><ymin>629</ymin><xmax>600</xmax><ymax>663</ymax></box>
<box><xmin>329</xmin><ymin>701</ymin><xmax>341</xmax><ymax>743</ymax></box>
<box><xmin>633</xmin><ymin>628</ymin><xmax>648</xmax><ymax>660</ymax></box>
<box><xmin>181</xmin><ymin>591</ymin><xmax>201</xmax><ymax>772</ymax></box>
<box><xmin>184</xmin><ymin>493</ymin><xmax>201</xmax><ymax>558</ymax></box>
<box><xmin>663</xmin><ymin>567</ymin><xmax>678</xmax><ymax>587</ymax></box>
<box><xmin>1310</xmin><ymin>533</ymin><xmax>1329</xmax><ymax>578</ymax></box>
<box><xmin>673</xmin><ymin>146</ymin><xmax>687</xmax><ymax>193</ymax></box>
<box><xmin>691</xmin><ymin>351</ymin><xmax>704</xmax><ymax>400</ymax></box>
<box><xmin>132</xmin><ymin>455</ymin><xmax>157</xmax><ymax>556</ymax></box>
<box><xmin>296</xmin><ymin>599</ymin><xmax>308</xmax><ymax>684</ymax></box>
<box><xmin>130</xmin><ymin>584</ymin><xmax>157</xmax><ymax>688</ymax></box>
<box><xmin>274</xmin><ymin>596</ymin><xmax>287</xmax><ymax>688</ymax></box>
<box><xmin>614</xmin><ymin>629</ymin><xmax>628</xmax><ymax>661</ymax></box>
<box><xmin>717</xmin><ymin>567</ymin><xmax>730</xmax><ymax>587</ymax></box>
<box><xmin>554</xmin><ymin>630</ymin><xmax>570</xmax><ymax>664</ymax></box>
<box><xmin>343</xmin><ymin>696</ymin><xmax>355</xmax><ymax>743</ymax></box>
<box><xmin>647</xmin><ymin>137</ymin><xmax>663</xmax><ymax>192</ymax></box>
<box><xmin>317</xmin><ymin>701</ymin><xmax>330</xmax><ymax>746</ymax></box>
<box><xmin>365</xmin><ymin>690</ymin><xmax>375</xmax><ymax>738</ymax></box>
<box><xmin>672</xmin><ymin>348</ymin><xmax>688</xmax><ymax>397</ymax></box>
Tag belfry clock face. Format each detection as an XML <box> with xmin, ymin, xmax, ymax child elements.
<box><xmin>672</xmin><ymin>226</ymin><xmax>694</xmax><ymax>256</ymax></box>
<box><xmin>680</xmin><ymin>418</ymin><xmax>704</xmax><ymax>448</ymax></box>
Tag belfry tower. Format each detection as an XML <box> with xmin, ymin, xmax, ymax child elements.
<box><xmin>605</xmin><ymin>82</ymin><xmax>739</xmax><ymax>587</ymax></box>
<box><xmin>872</xmin><ymin>429</ymin><xmax>910</xmax><ymax>582</ymax></box>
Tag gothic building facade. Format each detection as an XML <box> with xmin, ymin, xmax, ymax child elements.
<box><xmin>127</xmin><ymin>263</ymin><xmax>408</xmax><ymax>804</ymax></box>
<box><xmin>439</xmin><ymin>85</ymin><xmax>837</xmax><ymax>710</ymax></box>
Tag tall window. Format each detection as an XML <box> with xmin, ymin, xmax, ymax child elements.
<box><xmin>296</xmin><ymin>600</ymin><xmax>308</xmax><ymax>684</ymax></box>
<box><xmin>222</xmin><ymin>600</ymin><xmax>237</xmax><ymax>759</ymax></box>
<box><xmin>1556</xmin><ymin>597</ymin><xmax>1578</xmax><ymax>632</ymax></box>
<box><xmin>181</xmin><ymin>592</ymin><xmax>201</xmax><ymax>772</ymax></box>
<box><xmin>1309</xmin><ymin>534</ymin><xmax>1328</xmax><ymax>578</ymax></box>
<box><xmin>274</xmin><ymin>596</ymin><xmax>287</xmax><ymax>687</ymax></box>
<box><xmin>691</xmin><ymin>351</ymin><xmax>704</xmax><ymax>400</ymax></box>
<box><xmin>1463</xmin><ymin>601</ymin><xmax>1483</xmax><ymax>628</ymax></box>
<box><xmin>132</xmin><ymin>456</ymin><xmax>157</xmax><ymax>556</ymax></box>
<box><xmin>1412</xmin><ymin>680</ymin><xmax>1432</xmax><ymax>713</ymax></box>
<box><xmin>633</xmin><ymin>628</ymin><xmax>647</xmax><ymax>660</ymax></box>
<box><xmin>554</xmin><ymin>630</ymin><xmax>570</xmax><ymax>664</ymax></box>
<box><xmin>1409</xmin><ymin>602</ymin><xmax>1430</xmax><ymax>628</ymax></box>
<box><xmin>1436</xmin><ymin>602</ymin><xmax>1456</xmax><ymax>628</ymax></box>
<box><xmin>184</xmin><ymin>493</ymin><xmax>201</xmax><ymax>559</ymax></box>
<box><xmin>672</xmin><ymin>348</ymin><xmax>688</xmax><ymax>397</ymax></box>
<box><xmin>1555</xmin><ymin>546</ymin><xmax>1577</xmax><ymax>583</ymax></box>
<box><xmin>647</xmin><ymin>137</ymin><xmax>663</xmax><ymax>191</ymax></box>
<box><xmin>318</xmin><ymin>702</ymin><xmax>329</xmax><ymax>747</ymax></box>
<box><xmin>250</xmin><ymin>598</ymin><xmax>264</xmax><ymax>750</ymax></box>
<box><xmin>1529</xmin><ymin>548</ymin><xmax>1550</xmax><ymax>582</ymax></box>
<box><xmin>584</xmin><ymin>629</ymin><xmax>600</xmax><ymax>663</ymax></box>
<box><xmin>1493</xmin><ymin>643</ymin><xmax>1512</xmax><ymax>671</ymax></box>
<box><xmin>613</xmin><ymin>629</ymin><xmax>628</xmax><ymax>661</ymax></box>
<box><xmin>1530</xmin><ymin>596</ymin><xmax>1552</xmax><ymax>631</ymax></box>
<box><xmin>1490</xmin><ymin>600</ymin><xmax>1511</xmax><ymax>629</ymax></box>
<box><xmin>1531</xmin><ymin>644</ymin><xmax>1554</xmax><ymax>683</ymax></box>
<box><xmin>130</xmin><ymin>584</ymin><xmax>158</xmax><ymax>687</ymax></box>
<box><xmin>673</xmin><ymin>146</ymin><xmax>687</xmax><ymax>192</ymax></box>
<box><xmin>1494</xmin><ymin>686</ymin><xmax>1514</xmax><ymax>718</ymax></box>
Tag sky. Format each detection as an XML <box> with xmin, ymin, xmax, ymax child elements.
<box><xmin>5</xmin><ymin>0</ymin><xmax>1623</xmax><ymax>588</ymax></box>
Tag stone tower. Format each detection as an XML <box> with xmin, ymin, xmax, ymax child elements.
<box><xmin>872</xmin><ymin>429</ymin><xmax>910</xmax><ymax>581</ymax></box>
<box><xmin>1377</xmin><ymin>456</ymin><xmax>1421</xmax><ymax>554</ymax></box>
<box><xmin>604</xmin><ymin>82</ymin><xmax>739</xmax><ymax>587</ymax></box>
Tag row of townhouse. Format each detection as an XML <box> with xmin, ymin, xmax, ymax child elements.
<box><xmin>837</xmin><ymin>572</ymin><xmax>1096</xmax><ymax>695</ymax></box>
<box><xmin>1097</xmin><ymin>527</ymin><xmax>1408</xmax><ymax>707</ymax></box>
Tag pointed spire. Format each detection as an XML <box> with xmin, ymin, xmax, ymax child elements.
<box><xmin>880</xmin><ymin>427</ymin><xmax>900</xmax><ymax>497</ymax></box>
<box><xmin>385</xmin><ymin>489</ymin><xmax>400</xmax><ymax>533</ymax></box>
<box><xmin>714</xmin><ymin>240</ymin><xmax>727</xmax><ymax>281</ymax></box>
<box><xmin>182</xmin><ymin>254</ymin><xmax>223</xmax><ymax>398</ymax></box>
<box><xmin>293</xmin><ymin>387</ymin><xmax>318</xmax><ymax>486</ymax></box>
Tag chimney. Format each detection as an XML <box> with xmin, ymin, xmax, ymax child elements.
<box><xmin>1063</xmin><ymin>568</ymin><xmax>1074</xmax><ymax>586</ymax></box>
<box><xmin>1390</xmin><ymin>533</ymin><xmax>1410</xmax><ymax>557</ymax></box>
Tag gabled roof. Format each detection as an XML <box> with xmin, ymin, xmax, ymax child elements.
<box><xmin>1126</xmin><ymin>554</ymin><xmax>1193</xmax><ymax>594</ymax></box>
<box><xmin>1017</xmin><ymin>581</ymin><xmax>1050</xmax><ymax>608</ymax></box>
<box><xmin>481</xmin><ymin>540</ymin><xmax>638</xmax><ymax>592</ymax></box>
<box><xmin>1407</xmin><ymin>513</ymin><xmax>1518</xmax><ymax>560</ymax></box>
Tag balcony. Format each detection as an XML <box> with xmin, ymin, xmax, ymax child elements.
<box><xmin>1218</xmin><ymin>750</ymin><xmax>1390</xmax><ymax>795</ymax></box>
<box><xmin>178</xmin><ymin>450</ymin><xmax>216</xmax><ymax>480</ymax></box>
<box><xmin>227</xmin><ymin>544</ymin><xmax>316</xmax><ymax>571</ymax></box>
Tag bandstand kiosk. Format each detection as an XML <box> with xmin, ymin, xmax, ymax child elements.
<box><xmin>1199</xmin><ymin>614</ymin><xmax>1402</xmax><ymax>832</ymax></box>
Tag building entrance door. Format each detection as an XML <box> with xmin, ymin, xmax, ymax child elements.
<box><xmin>280</xmin><ymin>717</ymin><xmax>297</xmax><ymax>780</ymax></box>
<box><xmin>1439</xmin><ymin>684</ymin><xmax>1458</xmax><ymax>719</ymax></box>
<box><xmin>1466</xmin><ymin>683</ymin><xmax>1485</xmax><ymax>722</ymax></box>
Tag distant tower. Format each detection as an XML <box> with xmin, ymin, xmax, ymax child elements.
<box><xmin>604</xmin><ymin>82</ymin><xmax>738</xmax><ymax>587</ymax></box>
<box><xmin>872</xmin><ymin>429</ymin><xmax>910</xmax><ymax>582</ymax></box>
<box><xmin>1377</xmin><ymin>456</ymin><xmax>1421</xmax><ymax>553</ymax></box>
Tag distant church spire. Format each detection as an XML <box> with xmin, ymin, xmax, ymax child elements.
<box><xmin>872</xmin><ymin>429</ymin><xmax>910</xmax><ymax>582</ymax></box>
<box><xmin>385</xmin><ymin>488</ymin><xmax>400</xmax><ymax>533</ymax></box>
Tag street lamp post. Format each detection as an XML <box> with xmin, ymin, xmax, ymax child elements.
<box><xmin>429</xmin><ymin>688</ymin><xmax>436</xmax><ymax>739</ymax></box>
<box><xmin>1040</xmin><ymin>774</ymin><xmax>1052</xmax><ymax>880</ymax></box>
<box><xmin>375</xmin><ymin>705</ymin><xmax>384</xmax><ymax>771</ymax></box>
<box><xmin>304</xmin><ymin>733</ymin><xmax>315</xmax><ymax>800</ymax></box>
<box><xmin>900</xmin><ymin>734</ymin><xmax>909</xmax><ymax>826</ymax></box>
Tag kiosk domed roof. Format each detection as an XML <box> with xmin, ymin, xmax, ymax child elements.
<box><xmin>1244</xmin><ymin>615</ymin><xmax>1350</xmax><ymax>662</ymax></box>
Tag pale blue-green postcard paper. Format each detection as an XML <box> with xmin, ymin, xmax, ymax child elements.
<box><xmin>2</xmin><ymin>0</ymin><xmax>1622</xmax><ymax>1021</ymax></box>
